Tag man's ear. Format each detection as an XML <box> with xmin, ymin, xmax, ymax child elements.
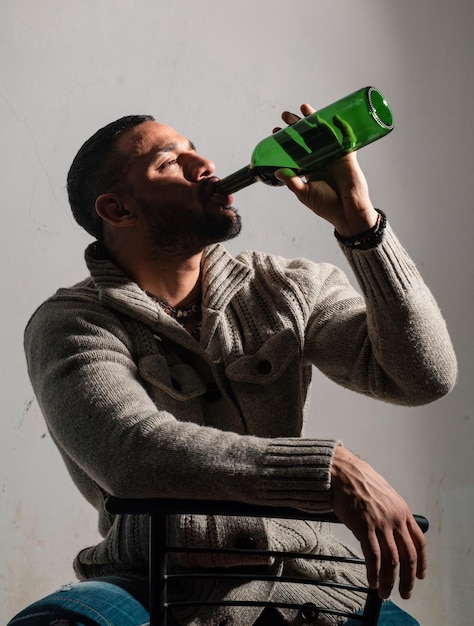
<box><xmin>95</xmin><ymin>193</ymin><xmax>138</xmax><ymax>228</ymax></box>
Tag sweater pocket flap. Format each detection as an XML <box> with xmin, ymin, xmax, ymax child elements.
<box><xmin>225</xmin><ymin>329</ymin><xmax>299</xmax><ymax>384</ymax></box>
<box><xmin>139</xmin><ymin>354</ymin><xmax>207</xmax><ymax>400</ymax></box>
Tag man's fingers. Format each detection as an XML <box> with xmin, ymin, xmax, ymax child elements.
<box><xmin>409</xmin><ymin>516</ymin><xmax>427</xmax><ymax>580</ymax></box>
<box><xmin>281</xmin><ymin>111</ymin><xmax>301</xmax><ymax>125</ymax></box>
<box><xmin>300</xmin><ymin>103</ymin><xmax>316</xmax><ymax>116</ymax></box>
<box><xmin>362</xmin><ymin>521</ymin><xmax>424</xmax><ymax>600</ymax></box>
<box><xmin>375</xmin><ymin>517</ymin><xmax>426</xmax><ymax>600</ymax></box>
<box><xmin>359</xmin><ymin>531</ymin><xmax>381</xmax><ymax>592</ymax></box>
<box><xmin>393</xmin><ymin>528</ymin><xmax>418</xmax><ymax>600</ymax></box>
<box><xmin>377</xmin><ymin>531</ymin><xmax>400</xmax><ymax>599</ymax></box>
<box><xmin>280</xmin><ymin>104</ymin><xmax>315</xmax><ymax>127</ymax></box>
<box><xmin>395</xmin><ymin>516</ymin><xmax>427</xmax><ymax>599</ymax></box>
<box><xmin>394</xmin><ymin>514</ymin><xmax>427</xmax><ymax>599</ymax></box>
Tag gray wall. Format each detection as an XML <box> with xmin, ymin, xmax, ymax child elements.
<box><xmin>1</xmin><ymin>1</ymin><xmax>473</xmax><ymax>623</ymax></box>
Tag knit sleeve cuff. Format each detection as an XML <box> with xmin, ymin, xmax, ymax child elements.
<box><xmin>256</xmin><ymin>438</ymin><xmax>340</xmax><ymax>513</ymax></box>
<box><xmin>339</xmin><ymin>224</ymin><xmax>423</xmax><ymax>300</ymax></box>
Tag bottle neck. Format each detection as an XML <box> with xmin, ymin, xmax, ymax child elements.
<box><xmin>214</xmin><ymin>165</ymin><xmax>256</xmax><ymax>194</ymax></box>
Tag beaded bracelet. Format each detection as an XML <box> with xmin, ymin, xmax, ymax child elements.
<box><xmin>334</xmin><ymin>208</ymin><xmax>387</xmax><ymax>249</ymax></box>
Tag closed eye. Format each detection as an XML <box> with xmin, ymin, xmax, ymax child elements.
<box><xmin>157</xmin><ymin>158</ymin><xmax>178</xmax><ymax>171</ymax></box>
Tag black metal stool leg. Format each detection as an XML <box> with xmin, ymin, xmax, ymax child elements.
<box><xmin>362</xmin><ymin>589</ymin><xmax>382</xmax><ymax>625</ymax></box>
<box><xmin>149</xmin><ymin>512</ymin><xmax>168</xmax><ymax>626</ymax></box>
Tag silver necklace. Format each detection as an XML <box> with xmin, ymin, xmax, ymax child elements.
<box><xmin>146</xmin><ymin>292</ymin><xmax>201</xmax><ymax>323</ymax></box>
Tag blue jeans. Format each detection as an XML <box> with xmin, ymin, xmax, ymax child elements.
<box><xmin>6</xmin><ymin>580</ymin><xmax>419</xmax><ymax>625</ymax></box>
<box><xmin>6</xmin><ymin>580</ymin><xmax>149</xmax><ymax>626</ymax></box>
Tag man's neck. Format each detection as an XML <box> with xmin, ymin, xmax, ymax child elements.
<box><xmin>105</xmin><ymin>236</ymin><xmax>204</xmax><ymax>308</ymax></box>
<box><xmin>139</xmin><ymin>253</ymin><xmax>203</xmax><ymax>308</ymax></box>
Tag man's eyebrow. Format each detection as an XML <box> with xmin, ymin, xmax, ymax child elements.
<box><xmin>149</xmin><ymin>139</ymin><xmax>196</xmax><ymax>160</ymax></box>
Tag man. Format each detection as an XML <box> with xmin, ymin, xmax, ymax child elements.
<box><xmin>9</xmin><ymin>104</ymin><xmax>457</xmax><ymax>625</ymax></box>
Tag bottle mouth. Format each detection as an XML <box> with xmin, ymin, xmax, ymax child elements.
<box><xmin>214</xmin><ymin>165</ymin><xmax>256</xmax><ymax>194</ymax></box>
<box><xmin>368</xmin><ymin>87</ymin><xmax>394</xmax><ymax>130</ymax></box>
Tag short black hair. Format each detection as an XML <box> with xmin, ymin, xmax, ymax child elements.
<box><xmin>67</xmin><ymin>115</ymin><xmax>155</xmax><ymax>239</ymax></box>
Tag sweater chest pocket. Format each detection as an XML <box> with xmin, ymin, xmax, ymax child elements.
<box><xmin>139</xmin><ymin>354</ymin><xmax>207</xmax><ymax>402</ymax></box>
<box><xmin>224</xmin><ymin>329</ymin><xmax>305</xmax><ymax>437</ymax></box>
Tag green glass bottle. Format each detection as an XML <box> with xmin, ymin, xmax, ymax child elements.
<box><xmin>216</xmin><ymin>86</ymin><xmax>393</xmax><ymax>194</ymax></box>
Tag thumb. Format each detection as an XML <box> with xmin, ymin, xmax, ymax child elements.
<box><xmin>274</xmin><ymin>168</ymin><xmax>307</xmax><ymax>193</ymax></box>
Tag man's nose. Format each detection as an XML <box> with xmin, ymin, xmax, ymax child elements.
<box><xmin>183</xmin><ymin>153</ymin><xmax>215</xmax><ymax>181</ymax></box>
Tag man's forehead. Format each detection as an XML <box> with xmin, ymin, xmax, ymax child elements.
<box><xmin>116</xmin><ymin>121</ymin><xmax>192</xmax><ymax>159</ymax></box>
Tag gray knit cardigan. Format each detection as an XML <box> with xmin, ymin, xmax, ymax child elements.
<box><xmin>24</xmin><ymin>225</ymin><xmax>457</xmax><ymax>625</ymax></box>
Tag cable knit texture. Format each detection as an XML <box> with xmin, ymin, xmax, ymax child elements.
<box><xmin>24</xmin><ymin>225</ymin><xmax>457</xmax><ymax>625</ymax></box>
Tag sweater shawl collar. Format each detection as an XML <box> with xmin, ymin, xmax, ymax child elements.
<box><xmin>84</xmin><ymin>242</ymin><xmax>254</xmax><ymax>327</ymax></box>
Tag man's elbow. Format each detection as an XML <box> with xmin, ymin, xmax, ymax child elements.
<box><xmin>396</xmin><ymin>358</ymin><xmax>458</xmax><ymax>406</ymax></box>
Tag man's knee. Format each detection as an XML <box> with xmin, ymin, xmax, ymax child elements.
<box><xmin>6</xmin><ymin>580</ymin><xmax>149</xmax><ymax>626</ymax></box>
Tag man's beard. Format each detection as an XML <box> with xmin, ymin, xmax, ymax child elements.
<box><xmin>141</xmin><ymin>200</ymin><xmax>242</xmax><ymax>258</ymax></box>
